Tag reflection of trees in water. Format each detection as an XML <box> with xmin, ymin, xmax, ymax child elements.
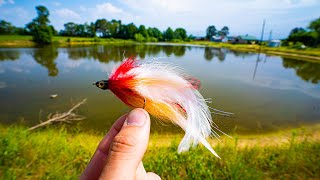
<box><xmin>32</xmin><ymin>45</ymin><xmax>59</xmax><ymax>77</ymax></box>
<box><xmin>228</xmin><ymin>50</ymin><xmax>256</xmax><ymax>58</ymax></box>
<box><xmin>282</xmin><ymin>57</ymin><xmax>320</xmax><ymax>84</ymax></box>
<box><xmin>66</xmin><ymin>45</ymin><xmax>187</xmax><ymax>62</ymax></box>
<box><xmin>0</xmin><ymin>50</ymin><xmax>20</xmax><ymax>61</ymax></box>
<box><xmin>204</xmin><ymin>47</ymin><xmax>226</xmax><ymax>61</ymax></box>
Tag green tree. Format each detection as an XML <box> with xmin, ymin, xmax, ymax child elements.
<box><xmin>0</xmin><ymin>20</ymin><xmax>15</xmax><ymax>34</ymax></box>
<box><xmin>309</xmin><ymin>17</ymin><xmax>320</xmax><ymax>44</ymax></box>
<box><xmin>124</xmin><ymin>23</ymin><xmax>138</xmax><ymax>39</ymax></box>
<box><xmin>95</xmin><ymin>19</ymin><xmax>108</xmax><ymax>37</ymax></box>
<box><xmin>174</xmin><ymin>28</ymin><xmax>187</xmax><ymax>40</ymax></box>
<box><xmin>289</xmin><ymin>27</ymin><xmax>306</xmax><ymax>35</ymax></box>
<box><xmin>62</xmin><ymin>22</ymin><xmax>77</xmax><ymax>36</ymax></box>
<box><xmin>206</xmin><ymin>25</ymin><xmax>217</xmax><ymax>39</ymax></box>
<box><xmin>26</xmin><ymin>6</ymin><xmax>53</xmax><ymax>44</ymax></box>
<box><xmin>164</xmin><ymin>27</ymin><xmax>174</xmax><ymax>41</ymax></box>
<box><xmin>218</xmin><ymin>26</ymin><xmax>229</xmax><ymax>36</ymax></box>
<box><xmin>138</xmin><ymin>25</ymin><xmax>148</xmax><ymax>38</ymax></box>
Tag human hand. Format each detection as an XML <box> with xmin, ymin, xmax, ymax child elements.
<box><xmin>80</xmin><ymin>108</ymin><xmax>160</xmax><ymax>180</ymax></box>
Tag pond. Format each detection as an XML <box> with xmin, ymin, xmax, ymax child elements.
<box><xmin>0</xmin><ymin>44</ymin><xmax>320</xmax><ymax>135</ymax></box>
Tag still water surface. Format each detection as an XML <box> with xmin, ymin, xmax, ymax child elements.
<box><xmin>0</xmin><ymin>44</ymin><xmax>320</xmax><ymax>134</ymax></box>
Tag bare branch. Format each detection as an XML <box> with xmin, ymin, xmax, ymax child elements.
<box><xmin>28</xmin><ymin>99</ymin><xmax>87</xmax><ymax>131</ymax></box>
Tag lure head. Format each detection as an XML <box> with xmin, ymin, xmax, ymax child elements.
<box><xmin>93</xmin><ymin>80</ymin><xmax>109</xmax><ymax>90</ymax></box>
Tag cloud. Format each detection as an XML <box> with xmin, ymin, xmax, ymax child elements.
<box><xmin>96</xmin><ymin>3</ymin><xmax>123</xmax><ymax>14</ymax></box>
<box><xmin>54</xmin><ymin>8</ymin><xmax>81</xmax><ymax>19</ymax></box>
<box><xmin>52</xmin><ymin>2</ymin><xmax>61</xmax><ymax>6</ymax></box>
<box><xmin>0</xmin><ymin>0</ymin><xmax>14</xmax><ymax>6</ymax></box>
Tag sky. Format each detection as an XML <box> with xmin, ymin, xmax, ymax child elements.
<box><xmin>0</xmin><ymin>0</ymin><xmax>319</xmax><ymax>39</ymax></box>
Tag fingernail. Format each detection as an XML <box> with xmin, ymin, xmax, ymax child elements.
<box><xmin>126</xmin><ymin>109</ymin><xmax>147</xmax><ymax>126</ymax></box>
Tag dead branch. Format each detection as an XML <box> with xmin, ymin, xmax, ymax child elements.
<box><xmin>28</xmin><ymin>98</ymin><xmax>87</xmax><ymax>131</ymax></box>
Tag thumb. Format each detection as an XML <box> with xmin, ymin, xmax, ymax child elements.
<box><xmin>99</xmin><ymin>108</ymin><xmax>150</xmax><ymax>179</ymax></box>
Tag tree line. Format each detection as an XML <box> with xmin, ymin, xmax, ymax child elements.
<box><xmin>0</xmin><ymin>5</ymin><xmax>192</xmax><ymax>44</ymax></box>
<box><xmin>284</xmin><ymin>17</ymin><xmax>320</xmax><ymax>47</ymax></box>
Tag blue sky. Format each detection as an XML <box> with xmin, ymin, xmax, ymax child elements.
<box><xmin>0</xmin><ymin>0</ymin><xmax>319</xmax><ymax>39</ymax></box>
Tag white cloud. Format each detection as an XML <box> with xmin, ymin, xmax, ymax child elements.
<box><xmin>96</xmin><ymin>3</ymin><xmax>123</xmax><ymax>14</ymax></box>
<box><xmin>52</xmin><ymin>2</ymin><xmax>61</xmax><ymax>6</ymax></box>
<box><xmin>54</xmin><ymin>8</ymin><xmax>81</xmax><ymax>19</ymax></box>
<box><xmin>0</xmin><ymin>0</ymin><xmax>14</xmax><ymax>6</ymax></box>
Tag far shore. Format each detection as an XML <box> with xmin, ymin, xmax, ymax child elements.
<box><xmin>1</xmin><ymin>35</ymin><xmax>320</xmax><ymax>62</ymax></box>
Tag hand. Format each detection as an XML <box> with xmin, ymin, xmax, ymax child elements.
<box><xmin>80</xmin><ymin>108</ymin><xmax>160</xmax><ymax>180</ymax></box>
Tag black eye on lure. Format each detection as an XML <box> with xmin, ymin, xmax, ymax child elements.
<box><xmin>93</xmin><ymin>80</ymin><xmax>109</xmax><ymax>90</ymax></box>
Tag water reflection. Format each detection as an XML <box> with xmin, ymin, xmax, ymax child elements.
<box><xmin>0</xmin><ymin>49</ymin><xmax>20</xmax><ymax>61</ymax></box>
<box><xmin>282</xmin><ymin>58</ymin><xmax>320</xmax><ymax>84</ymax></box>
<box><xmin>31</xmin><ymin>46</ymin><xmax>59</xmax><ymax>77</ymax></box>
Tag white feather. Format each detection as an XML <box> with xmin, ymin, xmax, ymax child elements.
<box><xmin>129</xmin><ymin>61</ymin><xmax>221</xmax><ymax>158</ymax></box>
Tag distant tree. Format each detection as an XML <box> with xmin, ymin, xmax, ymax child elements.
<box><xmin>289</xmin><ymin>27</ymin><xmax>306</xmax><ymax>36</ymax></box>
<box><xmin>107</xmin><ymin>19</ymin><xmax>121</xmax><ymax>37</ymax></box>
<box><xmin>126</xmin><ymin>23</ymin><xmax>138</xmax><ymax>39</ymax></box>
<box><xmin>0</xmin><ymin>20</ymin><xmax>15</xmax><ymax>34</ymax></box>
<box><xmin>309</xmin><ymin>17</ymin><xmax>320</xmax><ymax>33</ymax></box>
<box><xmin>174</xmin><ymin>28</ymin><xmax>187</xmax><ymax>40</ymax></box>
<box><xmin>218</xmin><ymin>26</ymin><xmax>229</xmax><ymax>36</ymax></box>
<box><xmin>95</xmin><ymin>19</ymin><xmax>108</xmax><ymax>37</ymax></box>
<box><xmin>61</xmin><ymin>22</ymin><xmax>77</xmax><ymax>36</ymax></box>
<box><xmin>138</xmin><ymin>25</ymin><xmax>148</xmax><ymax>37</ymax></box>
<box><xmin>148</xmin><ymin>27</ymin><xmax>162</xmax><ymax>41</ymax></box>
<box><xmin>26</xmin><ymin>5</ymin><xmax>53</xmax><ymax>44</ymax></box>
<box><xmin>164</xmin><ymin>27</ymin><xmax>174</xmax><ymax>41</ymax></box>
<box><xmin>206</xmin><ymin>25</ymin><xmax>217</xmax><ymax>39</ymax></box>
<box><xmin>287</xmin><ymin>26</ymin><xmax>317</xmax><ymax>47</ymax></box>
<box><xmin>309</xmin><ymin>17</ymin><xmax>320</xmax><ymax>44</ymax></box>
<box><xmin>87</xmin><ymin>22</ymin><xmax>96</xmax><ymax>37</ymax></box>
<box><xmin>134</xmin><ymin>33</ymin><xmax>145</xmax><ymax>42</ymax></box>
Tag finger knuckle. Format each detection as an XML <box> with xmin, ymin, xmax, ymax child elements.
<box><xmin>110</xmin><ymin>135</ymin><xmax>139</xmax><ymax>154</ymax></box>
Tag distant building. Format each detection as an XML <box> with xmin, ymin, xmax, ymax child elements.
<box><xmin>232</xmin><ymin>35</ymin><xmax>258</xmax><ymax>44</ymax></box>
<box><xmin>268</xmin><ymin>40</ymin><xmax>281</xmax><ymax>47</ymax></box>
<box><xmin>210</xmin><ymin>36</ymin><xmax>228</xmax><ymax>42</ymax></box>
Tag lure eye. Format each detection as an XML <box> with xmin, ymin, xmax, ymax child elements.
<box><xmin>99</xmin><ymin>82</ymin><xmax>104</xmax><ymax>88</ymax></box>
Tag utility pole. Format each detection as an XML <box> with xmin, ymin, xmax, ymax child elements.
<box><xmin>253</xmin><ymin>19</ymin><xmax>266</xmax><ymax>80</ymax></box>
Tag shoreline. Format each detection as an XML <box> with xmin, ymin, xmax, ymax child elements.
<box><xmin>1</xmin><ymin>35</ymin><xmax>320</xmax><ymax>62</ymax></box>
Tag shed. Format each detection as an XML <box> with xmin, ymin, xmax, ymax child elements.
<box><xmin>233</xmin><ymin>35</ymin><xmax>258</xmax><ymax>44</ymax></box>
<box><xmin>268</xmin><ymin>40</ymin><xmax>281</xmax><ymax>47</ymax></box>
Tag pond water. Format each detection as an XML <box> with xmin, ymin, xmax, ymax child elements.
<box><xmin>0</xmin><ymin>44</ymin><xmax>320</xmax><ymax>135</ymax></box>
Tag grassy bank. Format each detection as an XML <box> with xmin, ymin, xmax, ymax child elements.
<box><xmin>0</xmin><ymin>35</ymin><xmax>136</xmax><ymax>47</ymax></box>
<box><xmin>0</xmin><ymin>125</ymin><xmax>319</xmax><ymax>179</ymax></box>
<box><xmin>188</xmin><ymin>41</ymin><xmax>320</xmax><ymax>61</ymax></box>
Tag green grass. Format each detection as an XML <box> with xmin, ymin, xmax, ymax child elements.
<box><xmin>0</xmin><ymin>35</ymin><xmax>136</xmax><ymax>47</ymax></box>
<box><xmin>0</xmin><ymin>125</ymin><xmax>319</xmax><ymax>179</ymax></box>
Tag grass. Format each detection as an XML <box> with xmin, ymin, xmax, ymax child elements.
<box><xmin>0</xmin><ymin>125</ymin><xmax>319</xmax><ymax>179</ymax></box>
<box><xmin>0</xmin><ymin>35</ymin><xmax>136</xmax><ymax>47</ymax></box>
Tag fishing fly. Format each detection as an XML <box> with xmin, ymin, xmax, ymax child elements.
<box><xmin>94</xmin><ymin>57</ymin><xmax>232</xmax><ymax>158</ymax></box>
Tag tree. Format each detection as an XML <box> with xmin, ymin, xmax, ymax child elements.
<box><xmin>218</xmin><ymin>26</ymin><xmax>229</xmax><ymax>36</ymax></box>
<box><xmin>26</xmin><ymin>5</ymin><xmax>53</xmax><ymax>44</ymax></box>
<box><xmin>95</xmin><ymin>19</ymin><xmax>108</xmax><ymax>37</ymax></box>
<box><xmin>206</xmin><ymin>25</ymin><xmax>217</xmax><ymax>39</ymax></box>
<box><xmin>309</xmin><ymin>17</ymin><xmax>320</xmax><ymax>44</ymax></box>
<box><xmin>125</xmin><ymin>23</ymin><xmax>138</xmax><ymax>39</ymax></box>
<box><xmin>174</xmin><ymin>28</ymin><xmax>187</xmax><ymax>40</ymax></box>
<box><xmin>289</xmin><ymin>27</ymin><xmax>306</xmax><ymax>36</ymax></box>
<box><xmin>62</xmin><ymin>22</ymin><xmax>77</xmax><ymax>36</ymax></box>
<box><xmin>138</xmin><ymin>25</ymin><xmax>148</xmax><ymax>37</ymax></box>
<box><xmin>0</xmin><ymin>20</ymin><xmax>15</xmax><ymax>34</ymax></box>
<box><xmin>164</xmin><ymin>27</ymin><xmax>174</xmax><ymax>41</ymax></box>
